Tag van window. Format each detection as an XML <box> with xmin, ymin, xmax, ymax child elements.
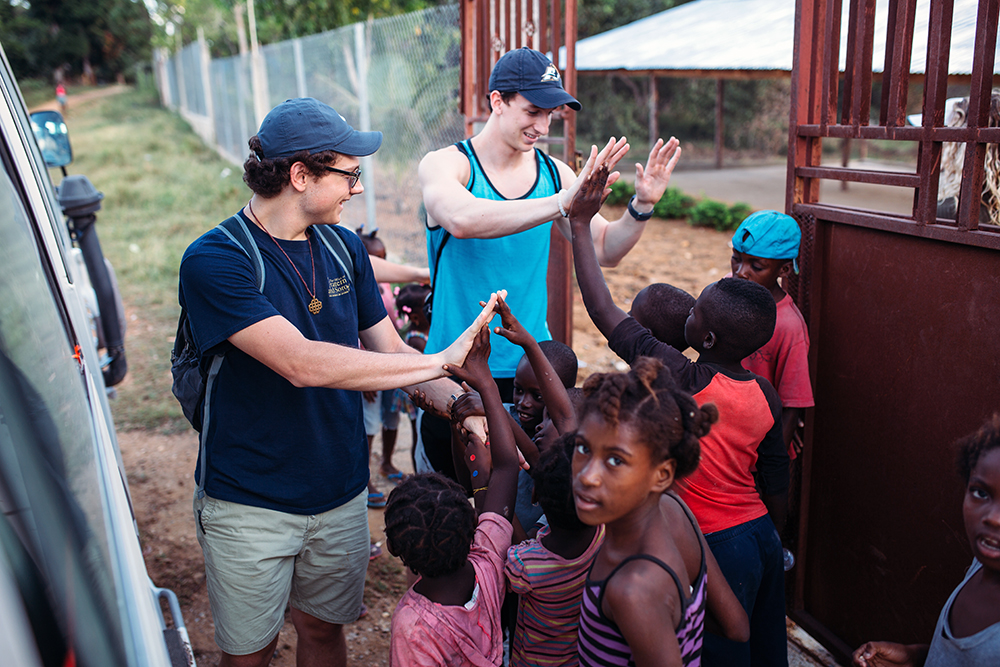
<box><xmin>0</xmin><ymin>161</ymin><xmax>126</xmax><ymax>664</ymax></box>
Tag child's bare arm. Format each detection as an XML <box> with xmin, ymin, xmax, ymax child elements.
<box><xmin>852</xmin><ymin>641</ymin><xmax>929</xmax><ymax>667</ymax></box>
<box><xmin>443</xmin><ymin>328</ymin><xmax>519</xmax><ymax>521</ymax></box>
<box><xmin>569</xmin><ymin>166</ymin><xmax>630</xmax><ymax>340</ymax></box>
<box><xmin>494</xmin><ymin>295</ymin><xmax>576</xmax><ymax>435</ymax></box>
<box><xmin>605</xmin><ymin>564</ymin><xmax>685</xmax><ymax>667</ymax></box>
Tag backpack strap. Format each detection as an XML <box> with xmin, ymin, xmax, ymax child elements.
<box><xmin>217</xmin><ymin>214</ymin><xmax>265</xmax><ymax>291</ymax></box>
<box><xmin>312</xmin><ymin>224</ymin><xmax>355</xmax><ymax>286</ymax></box>
<box><xmin>193</xmin><ymin>214</ymin><xmax>266</xmax><ymax>498</ymax></box>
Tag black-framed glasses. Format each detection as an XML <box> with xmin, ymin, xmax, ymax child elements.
<box><xmin>324</xmin><ymin>165</ymin><xmax>362</xmax><ymax>189</ymax></box>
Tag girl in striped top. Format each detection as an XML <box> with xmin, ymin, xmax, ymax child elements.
<box><xmin>571</xmin><ymin>358</ymin><xmax>749</xmax><ymax>667</ymax></box>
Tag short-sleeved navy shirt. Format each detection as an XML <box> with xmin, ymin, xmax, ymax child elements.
<box><xmin>178</xmin><ymin>210</ymin><xmax>386</xmax><ymax>514</ymax></box>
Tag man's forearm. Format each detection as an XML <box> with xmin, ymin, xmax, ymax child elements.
<box><xmin>429</xmin><ymin>192</ymin><xmax>564</xmax><ymax>239</ymax></box>
<box><xmin>595</xmin><ymin>211</ymin><xmax>650</xmax><ymax>266</ymax></box>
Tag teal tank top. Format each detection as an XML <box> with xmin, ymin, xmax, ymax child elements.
<box><xmin>425</xmin><ymin>140</ymin><xmax>562</xmax><ymax>377</ymax></box>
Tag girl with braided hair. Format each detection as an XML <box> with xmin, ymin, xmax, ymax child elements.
<box><xmin>573</xmin><ymin>357</ymin><xmax>749</xmax><ymax>667</ymax></box>
<box><xmin>385</xmin><ymin>320</ymin><xmax>521</xmax><ymax>666</ymax></box>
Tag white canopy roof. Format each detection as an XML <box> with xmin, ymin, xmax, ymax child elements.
<box><xmin>561</xmin><ymin>0</ymin><xmax>997</xmax><ymax>75</ymax></box>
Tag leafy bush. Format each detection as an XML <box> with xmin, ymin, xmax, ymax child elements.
<box><xmin>728</xmin><ymin>202</ymin><xmax>753</xmax><ymax>228</ymax></box>
<box><xmin>653</xmin><ymin>187</ymin><xmax>695</xmax><ymax>220</ymax></box>
<box><xmin>606</xmin><ymin>179</ymin><xmax>635</xmax><ymax>206</ymax></box>
<box><xmin>688</xmin><ymin>200</ymin><xmax>754</xmax><ymax>231</ymax></box>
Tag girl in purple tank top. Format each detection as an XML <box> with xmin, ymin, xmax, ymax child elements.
<box><xmin>570</xmin><ymin>358</ymin><xmax>750</xmax><ymax>666</ymax></box>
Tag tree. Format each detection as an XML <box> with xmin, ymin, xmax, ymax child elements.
<box><xmin>0</xmin><ymin>0</ymin><xmax>153</xmax><ymax>82</ymax></box>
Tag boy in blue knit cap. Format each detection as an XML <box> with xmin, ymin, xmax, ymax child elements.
<box><xmin>730</xmin><ymin>210</ymin><xmax>814</xmax><ymax>457</ymax></box>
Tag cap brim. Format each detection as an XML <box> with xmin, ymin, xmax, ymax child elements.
<box><xmin>335</xmin><ymin>130</ymin><xmax>383</xmax><ymax>157</ymax></box>
<box><xmin>520</xmin><ymin>87</ymin><xmax>581</xmax><ymax>111</ymax></box>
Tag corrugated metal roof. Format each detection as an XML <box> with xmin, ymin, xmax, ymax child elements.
<box><xmin>561</xmin><ymin>0</ymin><xmax>997</xmax><ymax>75</ymax></box>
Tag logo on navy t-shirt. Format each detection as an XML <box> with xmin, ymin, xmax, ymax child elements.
<box><xmin>328</xmin><ymin>276</ymin><xmax>350</xmax><ymax>298</ymax></box>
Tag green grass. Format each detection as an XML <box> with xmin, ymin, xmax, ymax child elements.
<box><xmin>54</xmin><ymin>87</ymin><xmax>251</xmax><ymax>432</ymax></box>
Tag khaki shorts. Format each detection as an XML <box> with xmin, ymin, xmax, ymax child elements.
<box><xmin>194</xmin><ymin>490</ymin><xmax>369</xmax><ymax>655</ymax></box>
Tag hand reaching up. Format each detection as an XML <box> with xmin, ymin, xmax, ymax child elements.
<box><xmin>443</xmin><ymin>326</ymin><xmax>493</xmax><ymax>395</ymax></box>
<box><xmin>492</xmin><ymin>295</ymin><xmax>536</xmax><ymax>350</ymax></box>
<box><xmin>439</xmin><ymin>291</ymin><xmax>499</xmax><ymax>371</ymax></box>
<box><xmin>633</xmin><ymin>137</ymin><xmax>681</xmax><ymax>209</ymax></box>
<box><xmin>560</xmin><ymin>138</ymin><xmax>629</xmax><ymax>216</ymax></box>
<box><xmin>568</xmin><ymin>164</ymin><xmax>612</xmax><ymax>232</ymax></box>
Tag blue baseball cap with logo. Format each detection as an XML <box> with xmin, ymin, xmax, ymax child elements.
<box><xmin>488</xmin><ymin>48</ymin><xmax>582</xmax><ymax>111</ymax></box>
<box><xmin>731</xmin><ymin>210</ymin><xmax>802</xmax><ymax>272</ymax></box>
<box><xmin>257</xmin><ymin>97</ymin><xmax>382</xmax><ymax>159</ymax></box>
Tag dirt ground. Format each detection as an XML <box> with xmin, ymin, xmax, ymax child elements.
<box><xmin>119</xmin><ymin>203</ymin><xmax>733</xmax><ymax>666</ymax></box>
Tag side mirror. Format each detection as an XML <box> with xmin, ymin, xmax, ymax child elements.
<box><xmin>29</xmin><ymin>110</ymin><xmax>73</xmax><ymax>168</ymax></box>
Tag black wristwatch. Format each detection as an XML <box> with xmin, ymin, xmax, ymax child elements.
<box><xmin>627</xmin><ymin>195</ymin><xmax>653</xmax><ymax>221</ymax></box>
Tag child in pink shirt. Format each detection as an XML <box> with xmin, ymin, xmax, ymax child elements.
<box><xmin>386</xmin><ymin>314</ymin><xmax>521</xmax><ymax>666</ymax></box>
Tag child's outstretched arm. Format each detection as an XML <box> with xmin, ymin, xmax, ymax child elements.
<box><xmin>568</xmin><ymin>165</ymin><xmax>630</xmax><ymax>340</ymax></box>
<box><xmin>444</xmin><ymin>328</ymin><xmax>519</xmax><ymax>522</ymax></box>
<box><xmin>494</xmin><ymin>295</ymin><xmax>576</xmax><ymax>436</ymax></box>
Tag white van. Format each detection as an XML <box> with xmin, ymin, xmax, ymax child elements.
<box><xmin>0</xmin><ymin>45</ymin><xmax>193</xmax><ymax>666</ymax></box>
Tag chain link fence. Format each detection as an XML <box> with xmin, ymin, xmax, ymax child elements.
<box><xmin>153</xmin><ymin>5</ymin><xmax>464</xmax><ymax>257</ymax></box>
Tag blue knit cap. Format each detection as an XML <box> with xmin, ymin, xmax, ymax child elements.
<box><xmin>731</xmin><ymin>210</ymin><xmax>801</xmax><ymax>273</ymax></box>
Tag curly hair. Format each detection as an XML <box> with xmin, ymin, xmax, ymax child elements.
<box><xmin>242</xmin><ymin>135</ymin><xmax>342</xmax><ymax>197</ymax></box>
<box><xmin>532</xmin><ymin>434</ymin><xmax>587</xmax><ymax>530</ymax></box>
<box><xmin>580</xmin><ymin>357</ymin><xmax>717</xmax><ymax>479</ymax></box>
<box><xmin>384</xmin><ymin>473</ymin><xmax>477</xmax><ymax>578</ymax></box>
<box><xmin>955</xmin><ymin>413</ymin><xmax>1000</xmax><ymax>484</ymax></box>
<box><xmin>703</xmin><ymin>278</ymin><xmax>777</xmax><ymax>360</ymax></box>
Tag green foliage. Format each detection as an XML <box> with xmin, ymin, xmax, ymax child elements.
<box><xmin>652</xmin><ymin>187</ymin><xmax>695</xmax><ymax>220</ymax></box>
<box><xmin>605</xmin><ymin>179</ymin><xmax>634</xmax><ymax>207</ymax></box>
<box><xmin>0</xmin><ymin>0</ymin><xmax>153</xmax><ymax>81</ymax></box>
<box><xmin>688</xmin><ymin>199</ymin><xmax>752</xmax><ymax>231</ymax></box>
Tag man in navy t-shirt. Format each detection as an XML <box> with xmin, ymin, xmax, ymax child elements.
<box><xmin>179</xmin><ymin>98</ymin><xmax>497</xmax><ymax>667</ymax></box>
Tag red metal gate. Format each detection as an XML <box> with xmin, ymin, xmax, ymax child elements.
<box><xmin>787</xmin><ymin>0</ymin><xmax>1000</xmax><ymax>658</ymax></box>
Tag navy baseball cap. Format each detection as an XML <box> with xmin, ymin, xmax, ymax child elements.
<box><xmin>731</xmin><ymin>210</ymin><xmax>802</xmax><ymax>272</ymax></box>
<box><xmin>488</xmin><ymin>48</ymin><xmax>581</xmax><ymax>111</ymax></box>
<box><xmin>257</xmin><ymin>98</ymin><xmax>382</xmax><ymax>159</ymax></box>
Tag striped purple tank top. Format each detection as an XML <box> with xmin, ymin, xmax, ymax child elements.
<box><xmin>576</xmin><ymin>508</ymin><xmax>707</xmax><ymax>666</ymax></box>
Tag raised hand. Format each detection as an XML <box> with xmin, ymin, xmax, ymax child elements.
<box><xmin>443</xmin><ymin>326</ymin><xmax>493</xmax><ymax>394</ymax></box>
<box><xmin>561</xmin><ymin>137</ymin><xmax>629</xmax><ymax>215</ymax></box>
<box><xmin>439</xmin><ymin>291</ymin><xmax>499</xmax><ymax>370</ymax></box>
<box><xmin>568</xmin><ymin>164</ymin><xmax>612</xmax><ymax>232</ymax></box>
<box><xmin>492</xmin><ymin>295</ymin><xmax>536</xmax><ymax>349</ymax></box>
<box><xmin>634</xmin><ymin>137</ymin><xmax>681</xmax><ymax>209</ymax></box>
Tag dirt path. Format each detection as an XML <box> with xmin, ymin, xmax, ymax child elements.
<box><xmin>119</xmin><ymin>203</ymin><xmax>733</xmax><ymax>666</ymax></box>
<box><xmin>28</xmin><ymin>84</ymin><xmax>129</xmax><ymax>113</ymax></box>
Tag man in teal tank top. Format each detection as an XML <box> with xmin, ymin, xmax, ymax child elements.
<box><xmin>420</xmin><ymin>47</ymin><xmax>682</xmax><ymax>393</ymax></box>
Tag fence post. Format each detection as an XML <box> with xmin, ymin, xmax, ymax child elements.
<box><xmin>248</xmin><ymin>0</ymin><xmax>270</xmax><ymax>126</ymax></box>
<box><xmin>198</xmin><ymin>28</ymin><xmax>216</xmax><ymax>144</ymax></box>
<box><xmin>293</xmin><ymin>38</ymin><xmax>308</xmax><ymax>98</ymax></box>
<box><xmin>354</xmin><ymin>21</ymin><xmax>376</xmax><ymax>232</ymax></box>
<box><xmin>175</xmin><ymin>49</ymin><xmax>188</xmax><ymax>114</ymax></box>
